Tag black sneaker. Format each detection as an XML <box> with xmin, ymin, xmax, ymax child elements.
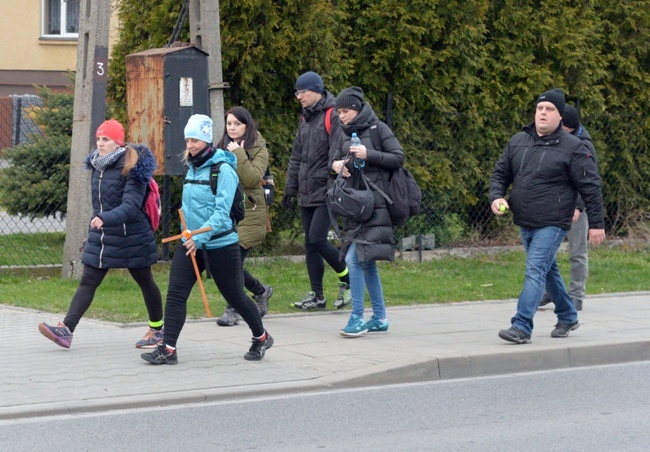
<box><xmin>551</xmin><ymin>321</ymin><xmax>580</xmax><ymax>338</ymax></box>
<box><xmin>141</xmin><ymin>344</ymin><xmax>178</xmax><ymax>365</ymax></box>
<box><xmin>538</xmin><ymin>297</ymin><xmax>553</xmax><ymax>307</ymax></box>
<box><xmin>253</xmin><ymin>285</ymin><xmax>273</xmax><ymax>318</ymax></box>
<box><xmin>244</xmin><ymin>331</ymin><xmax>274</xmax><ymax>361</ymax></box>
<box><xmin>498</xmin><ymin>326</ymin><xmax>531</xmax><ymax>344</ymax></box>
<box><xmin>291</xmin><ymin>291</ymin><xmax>326</xmax><ymax>311</ymax></box>
<box><xmin>216</xmin><ymin>306</ymin><xmax>240</xmax><ymax>327</ymax></box>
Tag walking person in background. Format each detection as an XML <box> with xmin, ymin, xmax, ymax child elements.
<box><xmin>215</xmin><ymin>106</ymin><xmax>274</xmax><ymax>326</ymax></box>
<box><xmin>141</xmin><ymin>115</ymin><xmax>272</xmax><ymax>364</ymax></box>
<box><xmin>539</xmin><ymin>104</ymin><xmax>597</xmax><ymax>311</ymax></box>
<box><xmin>39</xmin><ymin>119</ymin><xmax>164</xmax><ymax>349</ymax></box>
<box><xmin>330</xmin><ymin>87</ymin><xmax>404</xmax><ymax>337</ymax></box>
<box><xmin>490</xmin><ymin>89</ymin><xmax>605</xmax><ymax>344</ymax></box>
<box><xmin>283</xmin><ymin>71</ymin><xmax>352</xmax><ymax>310</ymax></box>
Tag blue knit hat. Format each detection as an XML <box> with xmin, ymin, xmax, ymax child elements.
<box><xmin>295</xmin><ymin>71</ymin><xmax>324</xmax><ymax>94</ymax></box>
<box><xmin>184</xmin><ymin>114</ymin><xmax>213</xmax><ymax>143</ymax></box>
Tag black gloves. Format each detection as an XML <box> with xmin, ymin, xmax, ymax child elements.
<box><xmin>281</xmin><ymin>193</ymin><xmax>295</xmax><ymax>209</ymax></box>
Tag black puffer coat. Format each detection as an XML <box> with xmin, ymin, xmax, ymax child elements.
<box><xmin>489</xmin><ymin>122</ymin><xmax>604</xmax><ymax>230</ymax></box>
<box><xmin>81</xmin><ymin>147</ymin><xmax>158</xmax><ymax>269</ymax></box>
<box><xmin>285</xmin><ymin>91</ymin><xmax>341</xmax><ymax>207</ymax></box>
<box><xmin>331</xmin><ymin>103</ymin><xmax>404</xmax><ymax>262</ymax></box>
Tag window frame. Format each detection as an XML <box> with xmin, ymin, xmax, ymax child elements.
<box><xmin>41</xmin><ymin>0</ymin><xmax>80</xmax><ymax>39</ymax></box>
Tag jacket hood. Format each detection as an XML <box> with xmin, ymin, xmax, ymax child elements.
<box><xmin>205</xmin><ymin>148</ymin><xmax>238</xmax><ymax>171</ymax></box>
<box><xmin>341</xmin><ymin>103</ymin><xmax>379</xmax><ymax>136</ymax></box>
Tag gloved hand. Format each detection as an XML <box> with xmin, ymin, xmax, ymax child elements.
<box><xmin>281</xmin><ymin>193</ymin><xmax>295</xmax><ymax>209</ymax></box>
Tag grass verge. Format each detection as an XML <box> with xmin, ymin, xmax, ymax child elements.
<box><xmin>1</xmin><ymin>245</ymin><xmax>648</xmax><ymax>324</ymax></box>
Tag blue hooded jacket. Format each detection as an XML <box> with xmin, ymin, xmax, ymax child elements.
<box><xmin>182</xmin><ymin>148</ymin><xmax>239</xmax><ymax>249</ymax></box>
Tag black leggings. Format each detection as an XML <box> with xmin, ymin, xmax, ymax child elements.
<box><xmin>64</xmin><ymin>264</ymin><xmax>162</xmax><ymax>332</ymax></box>
<box><xmin>301</xmin><ymin>205</ymin><xmax>347</xmax><ymax>297</ymax></box>
<box><xmin>163</xmin><ymin>242</ymin><xmax>264</xmax><ymax>347</ymax></box>
<box><xmin>240</xmin><ymin>246</ymin><xmax>265</xmax><ymax>296</ymax></box>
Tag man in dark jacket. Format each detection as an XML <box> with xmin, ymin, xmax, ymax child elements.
<box><xmin>539</xmin><ymin>104</ymin><xmax>597</xmax><ymax>311</ymax></box>
<box><xmin>283</xmin><ymin>71</ymin><xmax>351</xmax><ymax>310</ymax></box>
<box><xmin>489</xmin><ymin>89</ymin><xmax>605</xmax><ymax>344</ymax></box>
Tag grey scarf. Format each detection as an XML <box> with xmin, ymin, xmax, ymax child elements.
<box><xmin>90</xmin><ymin>147</ymin><xmax>127</xmax><ymax>172</ymax></box>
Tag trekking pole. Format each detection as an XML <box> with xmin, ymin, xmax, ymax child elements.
<box><xmin>162</xmin><ymin>209</ymin><xmax>213</xmax><ymax>317</ymax></box>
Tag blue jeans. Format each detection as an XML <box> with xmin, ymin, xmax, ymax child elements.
<box><xmin>512</xmin><ymin>226</ymin><xmax>578</xmax><ymax>335</ymax></box>
<box><xmin>345</xmin><ymin>242</ymin><xmax>387</xmax><ymax>319</ymax></box>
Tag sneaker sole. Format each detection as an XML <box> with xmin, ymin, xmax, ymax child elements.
<box><xmin>135</xmin><ymin>342</ymin><xmax>163</xmax><ymax>349</ymax></box>
<box><xmin>340</xmin><ymin>329</ymin><xmax>368</xmax><ymax>337</ymax></box>
<box><xmin>498</xmin><ymin>329</ymin><xmax>531</xmax><ymax>344</ymax></box>
<box><xmin>367</xmin><ymin>328</ymin><xmax>389</xmax><ymax>333</ymax></box>
<box><xmin>551</xmin><ymin>322</ymin><xmax>580</xmax><ymax>338</ymax></box>
<box><xmin>38</xmin><ymin>323</ymin><xmax>71</xmax><ymax>349</ymax></box>
<box><xmin>333</xmin><ymin>301</ymin><xmax>351</xmax><ymax>309</ymax></box>
<box><xmin>216</xmin><ymin>319</ymin><xmax>239</xmax><ymax>327</ymax></box>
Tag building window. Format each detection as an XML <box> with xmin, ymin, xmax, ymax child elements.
<box><xmin>43</xmin><ymin>0</ymin><xmax>80</xmax><ymax>37</ymax></box>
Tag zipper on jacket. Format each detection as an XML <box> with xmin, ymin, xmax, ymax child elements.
<box><xmin>98</xmin><ymin>170</ymin><xmax>105</xmax><ymax>268</ymax></box>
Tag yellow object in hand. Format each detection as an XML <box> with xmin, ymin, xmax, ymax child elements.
<box><xmin>499</xmin><ymin>204</ymin><xmax>506</xmax><ymax>213</ymax></box>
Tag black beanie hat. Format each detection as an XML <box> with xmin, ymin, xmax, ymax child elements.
<box><xmin>295</xmin><ymin>71</ymin><xmax>324</xmax><ymax>94</ymax></box>
<box><xmin>562</xmin><ymin>105</ymin><xmax>580</xmax><ymax>129</ymax></box>
<box><xmin>335</xmin><ymin>86</ymin><xmax>364</xmax><ymax>111</ymax></box>
<box><xmin>536</xmin><ymin>88</ymin><xmax>565</xmax><ymax>116</ymax></box>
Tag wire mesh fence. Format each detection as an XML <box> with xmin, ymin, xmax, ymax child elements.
<box><xmin>1</xmin><ymin>93</ymin><xmax>648</xmax><ymax>267</ymax></box>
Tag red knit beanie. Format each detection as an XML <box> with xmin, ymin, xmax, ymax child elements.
<box><xmin>96</xmin><ymin>119</ymin><xmax>125</xmax><ymax>146</ymax></box>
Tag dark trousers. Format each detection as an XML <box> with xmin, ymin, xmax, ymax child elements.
<box><xmin>240</xmin><ymin>246</ymin><xmax>264</xmax><ymax>296</ymax></box>
<box><xmin>64</xmin><ymin>264</ymin><xmax>162</xmax><ymax>332</ymax></box>
<box><xmin>163</xmin><ymin>242</ymin><xmax>264</xmax><ymax>347</ymax></box>
<box><xmin>301</xmin><ymin>205</ymin><xmax>347</xmax><ymax>297</ymax></box>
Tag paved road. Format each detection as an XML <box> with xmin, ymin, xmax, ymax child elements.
<box><xmin>2</xmin><ymin>292</ymin><xmax>649</xmax><ymax>420</ymax></box>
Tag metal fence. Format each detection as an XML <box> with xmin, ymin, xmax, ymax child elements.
<box><xmin>1</xmin><ymin>94</ymin><xmax>647</xmax><ymax>266</ymax></box>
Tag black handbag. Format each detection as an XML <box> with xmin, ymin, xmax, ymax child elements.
<box><xmin>327</xmin><ymin>156</ymin><xmax>375</xmax><ymax>237</ymax></box>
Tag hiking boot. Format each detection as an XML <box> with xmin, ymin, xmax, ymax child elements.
<box><xmin>366</xmin><ymin>314</ymin><xmax>390</xmax><ymax>332</ymax></box>
<box><xmin>244</xmin><ymin>331</ymin><xmax>274</xmax><ymax>361</ymax></box>
<box><xmin>333</xmin><ymin>282</ymin><xmax>352</xmax><ymax>309</ymax></box>
<box><xmin>38</xmin><ymin>322</ymin><xmax>73</xmax><ymax>349</ymax></box>
<box><xmin>498</xmin><ymin>326</ymin><xmax>531</xmax><ymax>344</ymax></box>
<box><xmin>551</xmin><ymin>321</ymin><xmax>580</xmax><ymax>338</ymax></box>
<box><xmin>253</xmin><ymin>285</ymin><xmax>273</xmax><ymax>318</ymax></box>
<box><xmin>340</xmin><ymin>314</ymin><xmax>368</xmax><ymax>337</ymax></box>
<box><xmin>216</xmin><ymin>306</ymin><xmax>240</xmax><ymax>327</ymax></box>
<box><xmin>141</xmin><ymin>344</ymin><xmax>178</xmax><ymax>365</ymax></box>
<box><xmin>135</xmin><ymin>327</ymin><xmax>164</xmax><ymax>349</ymax></box>
<box><xmin>574</xmin><ymin>299</ymin><xmax>583</xmax><ymax>311</ymax></box>
<box><xmin>291</xmin><ymin>291</ymin><xmax>326</xmax><ymax>311</ymax></box>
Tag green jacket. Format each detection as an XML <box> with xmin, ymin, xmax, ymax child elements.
<box><xmin>230</xmin><ymin>131</ymin><xmax>269</xmax><ymax>249</ymax></box>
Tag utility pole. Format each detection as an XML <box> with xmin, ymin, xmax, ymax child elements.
<box><xmin>189</xmin><ymin>0</ymin><xmax>227</xmax><ymax>139</ymax></box>
<box><xmin>61</xmin><ymin>0</ymin><xmax>112</xmax><ymax>279</ymax></box>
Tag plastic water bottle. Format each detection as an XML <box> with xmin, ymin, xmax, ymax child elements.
<box><xmin>350</xmin><ymin>133</ymin><xmax>365</xmax><ymax>168</ymax></box>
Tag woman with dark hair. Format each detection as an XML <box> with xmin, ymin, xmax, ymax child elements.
<box><xmin>38</xmin><ymin>119</ymin><xmax>164</xmax><ymax>349</ymax></box>
<box><xmin>215</xmin><ymin>107</ymin><xmax>273</xmax><ymax>326</ymax></box>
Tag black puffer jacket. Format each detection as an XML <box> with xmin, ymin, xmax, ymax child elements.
<box><xmin>489</xmin><ymin>122</ymin><xmax>604</xmax><ymax>230</ymax></box>
<box><xmin>81</xmin><ymin>146</ymin><xmax>158</xmax><ymax>269</ymax></box>
<box><xmin>285</xmin><ymin>91</ymin><xmax>341</xmax><ymax>207</ymax></box>
<box><xmin>331</xmin><ymin>103</ymin><xmax>404</xmax><ymax>262</ymax></box>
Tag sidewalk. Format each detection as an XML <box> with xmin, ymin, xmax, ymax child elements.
<box><xmin>3</xmin><ymin>292</ymin><xmax>650</xmax><ymax>420</ymax></box>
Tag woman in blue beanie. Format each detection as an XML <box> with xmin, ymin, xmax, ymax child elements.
<box><xmin>141</xmin><ymin>114</ymin><xmax>273</xmax><ymax>364</ymax></box>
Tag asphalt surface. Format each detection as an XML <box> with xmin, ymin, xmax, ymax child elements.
<box><xmin>3</xmin><ymin>292</ymin><xmax>650</xmax><ymax>420</ymax></box>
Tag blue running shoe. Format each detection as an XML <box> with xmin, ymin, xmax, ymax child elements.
<box><xmin>365</xmin><ymin>314</ymin><xmax>389</xmax><ymax>332</ymax></box>
<box><xmin>340</xmin><ymin>314</ymin><xmax>368</xmax><ymax>337</ymax></box>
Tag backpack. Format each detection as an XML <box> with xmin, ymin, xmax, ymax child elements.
<box><xmin>183</xmin><ymin>161</ymin><xmax>245</xmax><ymax>239</ymax></box>
<box><xmin>368</xmin><ymin>123</ymin><xmax>422</xmax><ymax>226</ymax></box>
<box><xmin>143</xmin><ymin>177</ymin><xmax>161</xmax><ymax>231</ymax></box>
<box><xmin>131</xmin><ymin>144</ymin><xmax>161</xmax><ymax>231</ymax></box>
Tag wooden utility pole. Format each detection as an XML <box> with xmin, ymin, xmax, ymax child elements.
<box><xmin>61</xmin><ymin>1</ymin><xmax>112</xmax><ymax>279</ymax></box>
<box><xmin>189</xmin><ymin>0</ymin><xmax>227</xmax><ymax>139</ymax></box>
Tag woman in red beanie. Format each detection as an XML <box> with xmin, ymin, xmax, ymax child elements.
<box><xmin>38</xmin><ymin>119</ymin><xmax>164</xmax><ymax>350</ymax></box>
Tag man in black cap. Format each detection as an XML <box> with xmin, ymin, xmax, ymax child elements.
<box><xmin>489</xmin><ymin>89</ymin><xmax>605</xmax><ymax>344</ymax></box>
<box><xmin>283</xmin><ymin>71</ymin><xmax>352</xmax><ymax>310</ymax></box>
<box><xmin>539</xmin><ymin>104</ymin><xmax>598</xmax><ymax>311</ymax></box>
